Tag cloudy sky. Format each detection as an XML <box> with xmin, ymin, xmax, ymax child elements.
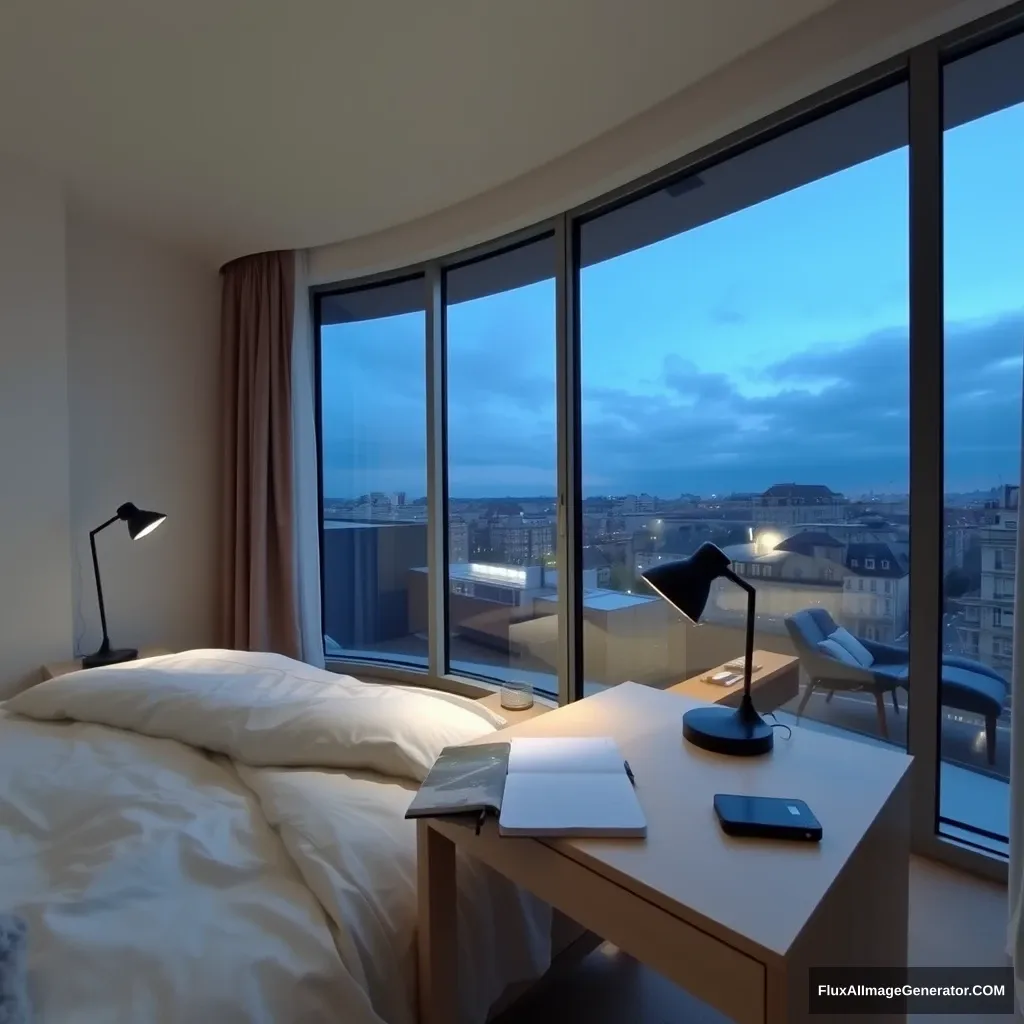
<box><xmin>321</xmin><ymin>96</ymin><xmax>1024</xmax><ymax>501</ymax></box>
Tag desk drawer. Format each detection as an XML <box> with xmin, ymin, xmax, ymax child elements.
<box><xmin>432</xmin><ymin>819</ymin><xmax>765</xmax><ymax>1024</ymax></box>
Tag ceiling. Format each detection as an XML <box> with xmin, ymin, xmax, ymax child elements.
<box><xmin>0</xmin><ymin>0</ymin><xmax>838</xmax><ymax>266</ymax></box>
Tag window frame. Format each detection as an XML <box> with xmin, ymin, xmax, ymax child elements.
<box><xmin>311</xmin><ymin>1</ymin><xmax>1024</xmax><ymax>884</ymax></box>
<box><xmin>439</xmin><ymin>230</ymin><xmax>563</xmax><ymax>696</ymax></box>
<box><xmin>311</xmin><ymin>271</ymin><xmax>431</xmax><ymax>675</ymax></box>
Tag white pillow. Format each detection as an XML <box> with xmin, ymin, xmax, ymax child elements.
<box><xmin>8</xmin><ymin>649</ymin><xmax>505</xmax><ymax>782</ymax></box>
<box><xmin>829</xmin><ymin>627</ymin><xmax>874</xmax><ymax>667</ymax></box>
<box><xmin>817</xmin><ymin>638</ymin><xmax>858</xmax><ymax>665</ymax></box>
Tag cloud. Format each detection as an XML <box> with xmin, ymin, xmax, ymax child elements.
<box><xmin>583</xmin><ymin>310</ymin><xmax>1024</xmax><ymax>495</ymax></box>
<box><xmin>320</xmin><ymin>308</ymin><xmax>1024</xmax><ymax>498</ymax></box>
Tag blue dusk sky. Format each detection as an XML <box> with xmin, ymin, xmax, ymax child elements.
<box><xmin>321</xmin><ymin>97</ymin><xmax>1024</xmax><ymax>501</ymax></box>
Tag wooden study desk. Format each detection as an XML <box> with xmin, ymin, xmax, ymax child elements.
<box><xmin>418</xmin><ymin>682</ymin><xmax>912</xmax><ymax>1024</ymax></box>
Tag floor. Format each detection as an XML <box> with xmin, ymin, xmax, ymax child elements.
<box><xmin>495</xmin><ymin>856</ymin><xmax>1017</xmax><ymax>1024</ymax></box>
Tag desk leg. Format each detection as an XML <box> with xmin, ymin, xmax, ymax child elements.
<box><xmin>417</xmin><ymin>820</ymin><xmax>458</xmax><ymax>1024</ymax></box>
<box><xmin>767</xmin><ymin>775</ymin><xmax>910</xmax><ymax>1023</ymax></box>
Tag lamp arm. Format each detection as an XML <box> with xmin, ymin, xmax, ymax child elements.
<box><xmin>89</xmin><ymin>515</ymin><xmax>120</xmax><ymax>651</ymax></box>
<box><xmin>722</xmin><ymin>567</ymin><xmax>758</xmax><ymax>719</ymax></box>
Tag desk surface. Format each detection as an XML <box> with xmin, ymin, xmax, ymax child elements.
<box><xmin>464</xmin><ymin>681</ymin><xmax>911</xmax><ymax>963</ymax></box>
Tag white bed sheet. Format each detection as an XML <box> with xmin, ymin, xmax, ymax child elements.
<box><xmin>0</xmin><ymin>650</ymin><xmax>552</xmax><ymax>1024</ymax></box>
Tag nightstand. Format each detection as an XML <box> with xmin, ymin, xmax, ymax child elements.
<box><xmin>476</xmin><ymin>689</ymin><xmax>553</xmax><ymax>723</ymax></box>
<box><xmin>41</xmin><ymin>648</ymin><xmax>173</xmax><ymax>681</ymax></box>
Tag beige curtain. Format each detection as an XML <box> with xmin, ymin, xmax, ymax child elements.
<box><xmin>220</xmin><ymin>251</ymin><xmax>300</xmax><ymax>657</ymax></box>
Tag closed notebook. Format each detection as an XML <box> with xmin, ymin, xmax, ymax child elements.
<box><xmin>405</xmin><ymin>742</ymin><xmax>510</xmax><ymax>820</ymax></box>
<box><xmin>498</xmin><ymin>737</ymin><xmax>646</xmax><ymax>838</ymax></box>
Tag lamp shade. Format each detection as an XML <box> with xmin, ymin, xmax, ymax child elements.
<box><xmin>640</xmin><ymin>542</ymin><xmax>731</xmax><ymax>623</ymax></box>
<box><xmin>117</xmin><ymin>502</ymin><xmax>166</xmax><ymax>541</ymax></box>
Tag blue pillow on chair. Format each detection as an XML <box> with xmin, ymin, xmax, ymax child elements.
<box><xmin>818</xmin><ymin>637</ymin><xmax>859</xmax><ymax>665</ymax></box>
<box><xmin>829</xmin><ymin>627</ymin><xmax>874</xmax><ymax>667</ymax></box>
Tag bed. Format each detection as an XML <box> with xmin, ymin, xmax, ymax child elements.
<box><xmin>0</xmin><ymin>649</ymin><xmax>557</xmax><ymax>1024</ymax></box>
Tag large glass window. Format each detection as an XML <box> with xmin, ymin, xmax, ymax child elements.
<box><xmin>444</xmin><ymin>237</ymin><xmax>558</xmax><ymax>693</ymax></box>
<box><xmin>578</xmin><ymin>82</ymin><xmax>913</xmax><ymax>759</ymax></box>
<box><xmin>318</xmin><ymin>276</ymin><xmax>429</xmax><ymax>668</ymax></box>
<box><xmin>311</xmin><ymin>9</ymin><xmax>1024</xmax><ymax>878</ymax></box>
<box><xmin>940</xmin><ymin>31</ymin><xmax>1024</xmax><ymax>852</ymax></box>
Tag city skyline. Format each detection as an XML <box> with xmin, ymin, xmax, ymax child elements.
<box><xmin>320</xmin><ymin>488</ymin><xmax>1010</xmax><ymax>517</ymax></box>
<box><xmin>320</xmin><ymin>95</ymin><xmax>1024</xmax><ymax>500</ymax></box>
<box><xmin>321</xmin><ymin>485</ymin><xmax>1006</xmax><ymax>505</ymax></box>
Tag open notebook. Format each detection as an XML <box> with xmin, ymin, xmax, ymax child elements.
<box><xmin>406</xmin><ymin>736</ymin><xmax>646</xmax><ymax>838</ymax></box>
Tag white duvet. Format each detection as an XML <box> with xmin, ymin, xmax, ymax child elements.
<box><xmin>0</xmin><ymin>650</ymin><xmax>551</xmax><ymax>1024</ymax></box>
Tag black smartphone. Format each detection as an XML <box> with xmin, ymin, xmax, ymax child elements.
<box><xmin>713</xmin><ymin>793</ymin><xmax>822</xmax><ymax>842</ymax></box>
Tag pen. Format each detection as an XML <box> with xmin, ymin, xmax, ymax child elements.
<box><xmin>623</xmin><ymin>760</ymin><xmax>636</xmax><ymax>786</ymax></box>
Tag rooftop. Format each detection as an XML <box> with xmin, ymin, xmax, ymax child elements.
<box><xmin>720</xmin><ymin>542</ymin><xmax>789</xmax><ymax>564</ymax></box>
<box><xmin>537</xmin><ymin>588</ymin><xmax>659</xmax><ymax>611</ymax></box>
<box><xmin>761</xmin><ymin>483</ymin><xmax>843</xmax><ymax>501</ymax></box>
<box><xmin>775</xmin><ymin>530</ymin><xmax>845</xmax><ymax>554</ymax></box>
<box><xmin>847</xmin><ymin>542</ymin><xmax>909</xmax><ymax>577</ymax></box>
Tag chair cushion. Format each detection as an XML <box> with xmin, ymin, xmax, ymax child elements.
<box><xmin>941</xmin><ymin>666</ymin><xmax>1006</xmax><ymax>718</ymax></box>
<box><xmin>870</xmin><ymin>663</ymin><xmax>909</xmax><ymax>684</ymax></box>
<box><xmin>817</xmin><ymin>638</ymin><xmax>859</xmax><ymax>666</ymax></box>
<box><xmin>786</xmin><ymin>608</ymin><xmax>838</xmax><ymax>648</ymax></box>
<box><xmin>829</xmin><ymin>627</ymin><xmax>875</xmax><ymax>668</ymax></box>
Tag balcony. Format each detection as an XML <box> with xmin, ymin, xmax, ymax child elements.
<box><xmin>323</xmin><ymin>541</ymin><xmax>1010</xmax><ymax>853</ymax></box>
<box><xmin>772</xmin><ymin>689</ymin><xmax>1008</xmax><ymax>851</ymax></box>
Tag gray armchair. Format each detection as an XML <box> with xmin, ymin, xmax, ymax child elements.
<box><xmin>785</xmin><ymin>608</ymin><xmax>905</xmax><ymax>739</ymax></box>
<box><xmin>785</xmin><ymin>608</ymin><xmax>1009</xmax><ymax>763</ymax></box>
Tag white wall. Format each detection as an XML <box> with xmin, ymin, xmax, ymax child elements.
<box><xmin>65</xmin><ymin>208</ymin><xmax>220</xmax><ymax>661</ymax></box>
<box><xmin>0</xmin><ymin>158</ymin><xmax>73</xmax><ymax>694</ymax></box>
<box><xmin>0</xmin><ymin>155</ymin><xmax>220</xmax><ymax>696</ymax></box>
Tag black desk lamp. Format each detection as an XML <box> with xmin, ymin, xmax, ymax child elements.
<box><xmin>642</xmin><ymin>542</ymin><xmax>773</xmax><ymax>756</ymax></box>
<box><xmin>83</xmin><ymin>502</ymin><xmax>166</xmax><ymax>669</ymax></box>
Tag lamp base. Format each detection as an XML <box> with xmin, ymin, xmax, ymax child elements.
<box><xmin>82</xmin><ymin>646</ymin><xmax>138</xmax><ymax>669</ymax></box>
<box><xmin>682</xmin><ymin>704</ymin><xmax>774</xmax><ymax>756</ymax></box>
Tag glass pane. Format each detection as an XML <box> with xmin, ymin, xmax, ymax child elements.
<box><xmin>579</xmin><ymin>81</ymin><xmax>912</xmax><ymax>761</ymax></box>
<box><xmin>318</xmin><ymin>276</ymin><xmax>428</xmax><ymax>668</ymax></box>
<box><xmin>445</xmin><ymin>237</ymin><xmax>557</xmax><ymax>694</ymax></box>
<box><xmin>940</xmin><ymin>31</ymin><xmax>1024</xmax><ymax>852</ymax></box>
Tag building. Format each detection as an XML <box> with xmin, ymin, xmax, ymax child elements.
<box><xmin>714</xmin><ymin>536</ymin><xmax>848</xmax><ymax>634</ymax></box>
<box><xmin>582</xmin><ymin>546</ymin><xmax>613</xmax><ymax>588</ymax></box>
<box><xmin>613</xmin><ymin>493</ymin><xmax>656</xmax><ymax>515</ymax></box>
<box><xmin>405</xmin><ymin>561</ymin><xmax>692</xmax><ymax>687</ymax></box>
<box><xmin>409</xmin><ymin>561</ymin><xmax>584</xmax><ymax>662</ymax></box>
<box><xmin>957</xmin><ymin>486</ymin><xmax>1018</xmax><ymax>673</ymax></box>
<box><xmin>448</xmin><ymin>517</ymin><xmax>469</xmax><ymax>564</ymax></box>
<box><xmin>751</xmin><ymin>483</ymin><xmax>849</xmax><ymax>525</ymax></box>
<box><xmin>796</xmin><ymin>516</ymin><xmax>908</xmax><ymax>550</ymax></box>
<box><xmin>489</xmin><ymin>516</ymin><xmax>554</xmax><ymax>565</ymax></box>
<box><xmin>322</xmin><ymin>520</ymin><xmax>427</xmax><ymax>651</ymax></box>
<box><xmin>841</xmin><ymin>542</ymin><xmax>910</xmax><ymax>643</ymax></box>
